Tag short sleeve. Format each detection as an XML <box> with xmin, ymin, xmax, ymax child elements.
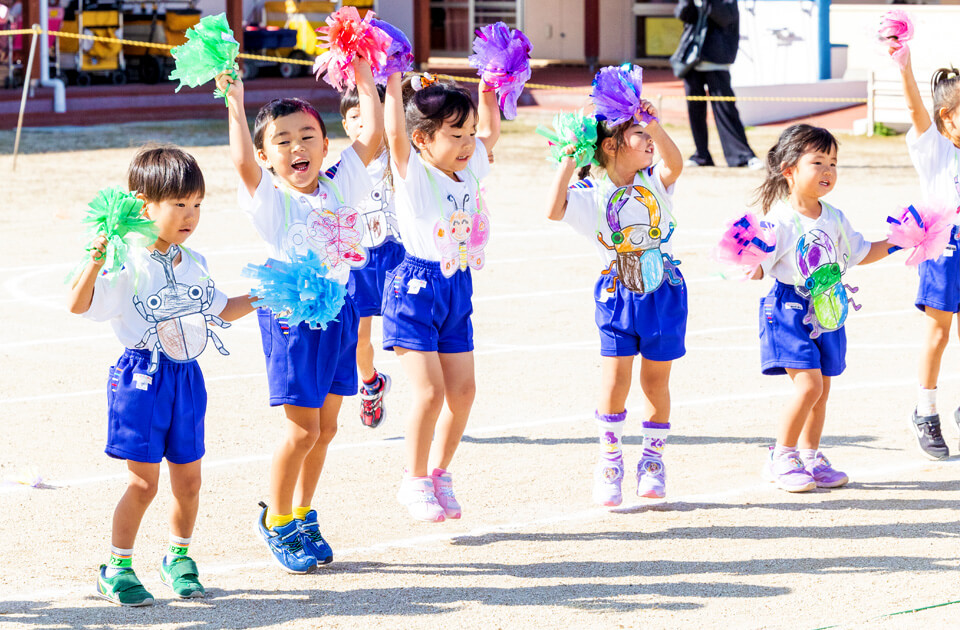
<box><xmin>330</xmin><ymin>146</ymin><xmax>374</xmax><ymax>208</ymax></box>
<box><xmin>906</xmin><ymin>125</ymin><xmax>952</xmax><ymax>180</ymax></box>
<box><xmin>836</xmin><ymin>209</ymin><xmax>871</xmax><ymax>267</ymax></box>
<box><xmin>194</xmin><ymin>253</ymin><xmax>229</xmax><ymax>317</ymax></box>
<box><xmin>650</xmin><ymin>161</ymin><xmax>676</xmax><ymax>200</ymax></box>
<box><xmin>237</xmin><ymin>166</ymin><xmax>284</xmax><ymax>244</ymax></box>
<box><xmin>466</xmin><ymin>138</ymin><xmax>491</xmax><ymax>182</ymax></box>
<box><xmin>758</xmin><ymin>210</ymin><xmax>793</xmax><ymax>278</ymax></box>
<box><xmin>83</xmin><ymin>269</ymin><xmax>131</xmax><ymax>322</ymax></box>
<box><xmin>562</xmin><ymin>181</ymin><xmax>599</xmax><ymax>238</ymax></box>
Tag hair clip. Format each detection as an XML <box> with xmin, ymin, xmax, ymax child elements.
<box><xmin>412</xmin><ymin>73</ymin><xmax>438</xmax><ymax>92</ymax></box>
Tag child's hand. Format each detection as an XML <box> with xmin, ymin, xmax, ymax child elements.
<box><xmin>88</xmin><ymin>235</ymin><xmax>108</xmax><ymax>267</ymax></box>
<box><xmin>636</xmin><ymin>99</ymin><xmax>659</xmax><ymax>125</ymax></box>
<box><xmin>352</xmin><ymin>55</ymin><xmax>373</xmax><ymax>81</ymax></box>
<box><xmin>216</xmin><ymin>71</ymin><xmax>243</xmax><ymax>102</ymax></box>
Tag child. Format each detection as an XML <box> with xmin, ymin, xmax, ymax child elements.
<box><xmin>752</xmin><ymin>124</ymin><xmax>891</xmax><ymax>492</ymax></box>
<box><xmin>337</xmin><ymin>85</ymin><xmax>406</xmax><ymax>429</ymax></box>
<box><xmin>382</xmin><ymin>71</ymin><xmax>499</xmax><ymax>522</ymax></box>
<box><xmin>218</xmin><ymin>57</ymin><xmax>383</xmax><ymax>572</ymax></box>
<box><xmin>68</xmin><ymin>145</ymin><xmax>254</xmax><ymax>606</ymax></box>
<box><xmin>894</xmin><ymin>47</ymin><xmax>960</xmax><ymax>460</ymax></box>
<box><xmin>545</xmin><ymin>100</ymin><xmax>685</xmax><ymax>507</ymax></box>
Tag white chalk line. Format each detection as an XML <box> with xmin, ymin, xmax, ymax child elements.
<box><xmin>3</xmin><ymin>454</ymin><xmax>955</xmax><ymax>604</ymax></box>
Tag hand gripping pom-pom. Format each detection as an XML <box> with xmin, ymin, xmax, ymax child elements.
<box><xmin>467</xmin><ymin>22</ymin><xmax>532</xmax><ymax>120</ymax></box>
<box><xmin>590</xmin><ymin>63</ymin><xmax>656</xmax><ymax>128</ymax></box>
<box><xmin>313</xmin><ymin>6</ymin><xmax>392</xmax><ymax>91</ymax></box>
<box><xmin>886</xmin><ymin>202</ymin><xmax>959</xmax><ymax>266</ymax></box>
<box><xmin>242</xmin><ymin>250</ymin><xmax>347</xmax><ymax>330</ymax></box>
<box><xmin>169</xmin><ymin>13</ymin><xmax>240</xmax><ymax>106</ymax></box>
<box><xmin>879</xmin><ymin>10</ymin><xmax>914</xmax><ymax>70</ymax></box>
<box><xmin>370</xmin><ymin>18</ymin><xmax>413</xmax><ymax>84</ymax></box>
<box><xmin>66</xmin><ymin>186</ymin><xmax>159</xmax><ymax>284</ymax></box>
<box><xmin>713</xmin><ymin>212</ymin><xmax>776</xmax><ymax>279</ymax></box>
<box><xmin>535</xmin><ymin>110</ymin><xmax>598</xmax><ymax>168</ymax></box>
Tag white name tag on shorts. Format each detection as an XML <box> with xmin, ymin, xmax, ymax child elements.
<box><xmin>945</xmin><ymin>245</ymin><xmax>956</xmax><ymax>258</ymax></box>
<box><xmin>785</xmin><ymin>302</ymin><xmax>803</xmax><ymax>310</ymax></box>
<box><xmin>407</xmin><ymin>279</ymin><xmax>427</xmax><ymax>295</ymax></box>
<box><xmin>133</xmin><ymin>373</ymin><xmax>153</xmax><ymax>391</ymax></box>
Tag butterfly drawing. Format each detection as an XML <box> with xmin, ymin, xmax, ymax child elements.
<box><xmin>433</xmin><ymin>193</ymin><xmax>490</xmax><ymax>278</ymax></box>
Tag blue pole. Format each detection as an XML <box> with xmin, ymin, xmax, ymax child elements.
<box><xmin>818</xmin><ymin>0</ymin><xmax>831</xmax><ymax>80</ymax></box>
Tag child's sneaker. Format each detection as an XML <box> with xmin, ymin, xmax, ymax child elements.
<box><xmin>762</xmin><ymin>449</ymin><xmax>816</xmax><ymax>492</ymax></box>
<box><xmin>296</xmin><ymin>509</ymin><xmax>333</xmax><ymax>565</ymax></box>
<box><xmin>397</xmin><ymin>476</ymin><xmax>446</xmax><ymax>522</ymax></box>
<box><xmin>804</xmin><ymin>451</ymin><xmax>849</xmax><ymax>488</ymax></box>
<box><xmin>96</xmin><ymin>564</ymin><xmax>154</xmax><ymax>607</ymax></box>
<box><xmin>256</xmin><ymin>502</ymin><xmax>318</xmax><ymax>574</ymax></box>
<box><xmin>360</xmin><ymin>372</ymin><xmax>391</xmax><ymax>428</ymax></box>
<box><xmin>636</xmin><ymin>457</ymin><xmax>666</xmax><ymax>499</ymax></box>
<box><xmin>910</xmin><ymin>410</ymin><xmax>949</xmax><ymax>460</ymax></box>
<box><xmin>430</xmin><ymin>469</ymin><xmax>462</xmax><ymax>519</ymax></box>
<box><xmin>593</xmin><ymin>458</ymin><xmax>624</xmax><ymax>506</ymax></box>
<box><xmin>159</xmin><ymin>555</ymin><xmax>205</xmax><ymax>598</ymax></box>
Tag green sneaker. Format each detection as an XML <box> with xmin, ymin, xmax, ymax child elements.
<box><xmin>96</xmin><ymin>564</ymin><xmax>155</xmax><ymax>607</ymax></box>
<box><xmin>159</xmin><ymin>555</ymin><xmax>205</xmax><ymax>599</ymax></box>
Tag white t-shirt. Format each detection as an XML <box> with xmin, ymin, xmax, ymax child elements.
<box><xmin>391</xmin><ymin>139</ymin><xmax>491</xmax><ymax>261</ymax></box>
<box><xmin>562</xmin><ymin>163</ymin><xmax>677</xmax><ymax>266</ymax></box>
<box><xmin>84</xmin><ymin>245</ymin><xmax>228</xmax><ymax>355</ymax></box>
<box><xmin>907</xmin><ymin>124</ymin><xmax>960</xmax><ymax>213</ymax></box>
<box><xmin>758</xmin><ymin>200</ymin><xmax>871</xmax><ymax>286</ymax></box>
<box><xmin>328</xmin><ymin>152</ymin><xmax>401</xmax><ymax>248</ymax></box>
<box><xmin>237</xmin><ymin>147</ymin><xmax>374</xmax><ymax>279</ymax></box>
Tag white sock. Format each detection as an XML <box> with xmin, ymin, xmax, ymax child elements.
<box><xmin>165</xmin><ymin>534</ymin><xmax>191</xmax><ymax>564</ymax></box>
<box><xmin>772</xmin><ymin>444</ymin><xmax>797</xmax><ymax>460</ymax></box>
<box><xmin>799</xmin><ymin>448</ymin><xmax>818</xmax><ymax>466</ymax></box>
<box><xmin>596</xmin><ymin>410</ymin><xmax>626</xmax><ymax>462</ymax></box>
<box><xmin>918</xmin><ymin>387</ymin><xmax>937</xmax><ymax>417</ymax></box>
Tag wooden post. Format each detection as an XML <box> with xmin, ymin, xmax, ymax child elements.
<box><xmin>585</xmin><ymin>0</ymin><xmax>599</xmax><ymax>70</ymax></box>
<box><xmin>13</xmin><ymin>27</ymin><xmax>40</xmax><ymax>172</ymax></box>
<box><xmin>21</xmin><ymin>0</ymin><xmax>41</xmax><ymax>81</ymax></box>
<box><xmin>413</xmin><ymin>0</ymin><xmax>430</xmax><ymax>68</ymax></box>
<box><xmin>226</xmin><ymin>0</ymin><xmax>244</xmax><ymax>54</ymax></box>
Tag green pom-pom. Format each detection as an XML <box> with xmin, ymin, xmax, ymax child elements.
<box><xmin>67</xmin><ymin>186</ymin><xmax>158</xmax><ymax>283</ymax></box>
<box><xmin>535</xmin><ymin>109</ymin><xmax>599</xmax><ymax>169</ymax></box>
<box><xmin>169</xmin><ymin>13</ymin><xmax>240</xmax><ymax>105</ymax></box>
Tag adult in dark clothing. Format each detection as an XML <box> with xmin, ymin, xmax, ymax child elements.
<box><xmin>674</xmin><ymin>0</ymin><xmax>760</xmax><ymax>168</ymax></box>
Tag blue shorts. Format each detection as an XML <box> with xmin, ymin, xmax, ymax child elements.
<box><xmin>382</xmin><ymin>254</ymin><xmax>474</xmax><ymax>353</ymax></box>
<box><xmin>348</xmin><ymin>240</ymin><xmax>406</xmax><ymax>317</ymax></box>
<box><xmin>916</xmin><ymin>226</ymin><xmax>960</xmax><ymax>313</ymax></box>
<box><xmin>760</xmin><ymin>281</ymin><xmax>846</xmax><ymax>377</ymax></box>
<box><xmin>105</xmin><ymin>348</ymin><xmax>206</xmax><ymax>464</ymax></box>
<box><xmin>594</xmin><ymin>270</ymin><xmax>688</xmax><ymax>360</ymax></box>
<box><xmin>257</xmin><ymin>301</ymin><xmax>359</xmax><ymax>408</ymax></box>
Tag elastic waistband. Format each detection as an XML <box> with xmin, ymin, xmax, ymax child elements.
<box><xmin>120</xmin><ymin>347</ymin><xmax>192</xmax><ymax>366</ymax></box>
<box><xmin>401</xmin><ymin>254</ymin><xmax>443</xmax><ymax>276</ymax></box>
<box><xmin>773</xmin><ymin>280</ymin><xmax>805</xmax><ymax>299</ymax></box>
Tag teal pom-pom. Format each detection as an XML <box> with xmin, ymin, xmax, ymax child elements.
<box><xmin>169</xmin><ymin>13</ymin><xmax>240</xmax><ymax>105</ymax></box>
<box><xmin>67</xmin><ymin>186</ymin><xmax>158</xmax><ymax>283</ymax></box>
<box><xmin>243</xmin><ymin>250</ymin><xmax>347</xmax><ymax>330</ymax></box>
<box><xmin>535</xmin><ymin>109</ymin><xmax>599</xmax><ymax>168</ymax></box>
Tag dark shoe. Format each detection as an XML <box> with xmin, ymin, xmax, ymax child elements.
<box><xmin>910</xmin><ymin>410</ymin><xmax>949</xmax><ymax>460</ymax></box>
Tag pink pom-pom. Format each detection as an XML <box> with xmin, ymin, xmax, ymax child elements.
<box><xmin>886</xmin><ymin>202</ymin><xmax>959</xmax><ymax>266</ymax></box>
<box><xmin>313</xmin><ymin>7</ymin><xmax>392</xmax><ymax>90</ymax></box>
<box><xmin>714</xmin><ymin>213</ymin><xmax>776</xmax><ymax>278</ymax></box>
<box><xmin>879</xmin><ymin>10</ymin><xmax>914</xmax><ymax>70</ymax></box>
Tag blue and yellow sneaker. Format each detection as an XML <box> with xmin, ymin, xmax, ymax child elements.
<box><xmin>296</xmin><ymin>509</ymin><xmax>333</xmax><ymax>565</ymax></box>
<box><xmin>256</xmin><ymin>502</ymin><xmax>318</xmax><ymax>574</ymax></box>
<box><xmin>160</xmin><ymin>555</ymin><xmax>205</xmax><ymax>598</ymax></box>
<box><xmin>96</xmin><ymin>564</ymin><xmax>154</xmax><ymax>607</ymax></box>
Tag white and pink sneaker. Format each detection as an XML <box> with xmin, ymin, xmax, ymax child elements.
<box><xmin>593</xmin><ymin>458</ymin><xmax>624</xmax><ymax>507</ymax></box>
<box><xmin>430</xmin><ymin>468</ymin><xmax>462</xmax><ymax>519</ymax></box>
<box><xmin>397</xmin><ymin>476</ymin><xmax>446</xmax><ymax>522</ymax></box>
<box><xmin>762</xmin><ymin>448</ymin><xmax>816</xmax><ymax>493</ymax></box>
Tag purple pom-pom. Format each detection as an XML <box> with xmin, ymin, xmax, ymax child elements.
<box><xmin>370</xmin><ymin>18</ymin><xmax>414</xmax><ymax>84</ymax></box>
<box><xmin>591</xmin><ymin>64</ymin><xmax>655</xmax><ymax>127</ymax></box>
<box><xmin>467</xmin><ymin>21</ymin><xmax>532</xmax><ymax>120</ymax></box>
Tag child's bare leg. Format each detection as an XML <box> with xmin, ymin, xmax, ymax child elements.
<box><xmin>167</xmin><ymin>460</ymin><xmax>202</xmax><ymax>539</ymax></box>
<box><xmin>112</xmin><ymin>461</ymin><xmax>160</xmax><ymax>549</ymax></box>
<box><xmin>920</xmin><ymin>307</ymin><xmax>952</xmax><ymax>390</ymax></box>
<box><xmin>598</xmin><ymin>356</ymin><xmax>634</xmax><ymax>415</ymax></box>
<box><xmin>270</xmin><ymin>405</ymin><xmax>321</xmax><ymax>516</ymax></box>
<box><xmin>428</xmin><ymin>351</ymin><xmax>476</xmax><ymax>471</ymax></box>
<box><xmin>396</xmin><ymin>348</ymin><xmax>445</xmax><ymax>477</ymax></box>
<box><xmin>293</xmin><ymin>394</ymin><xmax>342</xmax><ymax>508</ymax></box>
<box><xmin>778</xmin><ymin>368</ymin><xmax>825</xmax><ymax>447</ymax></box>
<box><xmin>356</xmin><ymin>316</ymin><xmax>376</xmax><ymax>382</ymax></box>
<box><xmin>638</xmin><ymin>358</ymin><xmax>672</xmax><ymax>424</ymax></box>
<box><xmin>798</xmin><ymin>374</ymin><xmax>831</xmax><ymax>451</ymax></box>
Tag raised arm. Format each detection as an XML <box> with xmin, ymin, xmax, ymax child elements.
<box><xmin>384</xmin><ymin>72</ymin><xmax>410</xmax><ymax>179</ymax></box>
<box><xmin>217</xmin><ymin>72</ymin><xmax>263</xmax><ymax>197</ymax></box>
<box><xmin>476</xmin><ymin>78</ymin><xmax>501</xmax><ymax>153</ymax></box>
<box><xmin>67</xmin><ymin>235</ymin><xmax>107</xmax><ymax>314</ymax></box>
<box><xmin>896</xmin><ymin>49</ymin><xmax>932</xmax><ymax>135</ymax></box>
<box><xmin>640</xmin><ymin>100</ymin><xmax>683</xmax><ymax>188</ymax></box>
<box><xmin>546</xmin><ymin>150</ymin><xmax>578</xmax><ymax>222</ymax></box>
<box><xmin>350</xmin><ymin>57</ymin><xmax>384</xmax><ymax>166</ymax></box>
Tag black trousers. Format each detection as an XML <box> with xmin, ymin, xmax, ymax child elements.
<box><xmin>683</xmin><ymin>68</ymin><xmax>755</xmax><ymax>167</ymax></box>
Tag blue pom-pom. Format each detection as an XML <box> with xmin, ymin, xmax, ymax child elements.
<box><xmin>243</xmin><ymin>250</ymin><xmax>347</xmax><ymax>330</ymax></box>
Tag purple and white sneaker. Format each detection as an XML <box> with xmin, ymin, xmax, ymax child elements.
<box><xmin>593</xmin><ymin>459</ymin><xmax>624</xmax><ymax>506</ymax></box>
<box><xmin>636</xmin><ymin>457</ymin><xmax>666</xmax><ymax>499</ymax></box>
<box><xmin>804</xmin><ymin>451</ymin><xmax>849</xmax><ymax>488</ymax></box>
<box><xmin>762</xmin><ymin>449</ymin><xmax>816</xmax><ymax>493</ymax></box>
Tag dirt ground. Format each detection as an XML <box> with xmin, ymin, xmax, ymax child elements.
<box><xmin>1</xmin><ymin>116</ymin><xmax>959</xmax><ymax>630</ymax></box>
